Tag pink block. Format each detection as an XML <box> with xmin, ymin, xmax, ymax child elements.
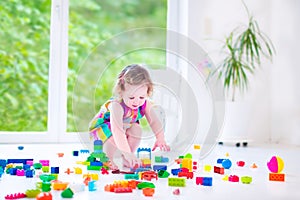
<box><xmin>26</xmin><ymin>160</ymin><xmax>34</xmax><ymax>166</ymax></box>
<box><xmin>16</xmin><ymin>169</ymin><xmax>25</xmax><ymax>176</ymax></box>
<box><xmin>39</xmin><ymin>160</ymin><xmax>50</xmax><ymax>166</ymax></box>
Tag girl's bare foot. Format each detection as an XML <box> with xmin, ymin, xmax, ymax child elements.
<box><xmin>108</xmin><ymin>161</ymin><xmax>119</xmax><ymax>170</ymax></box>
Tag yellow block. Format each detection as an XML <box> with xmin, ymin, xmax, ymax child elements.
<box><xmin>181</xmin><ymin>158</ymin><xmax>192</xmax><ymax>172</ymax></box>
<box><xmin>194</xmin><ymin>144</ymin><xmax>201</xmax><ymax>150</ymax></box>
<box><xmin>204</xmin><ymin>165</ymin><xmax>212</xmax><ymax>172</ymax></box>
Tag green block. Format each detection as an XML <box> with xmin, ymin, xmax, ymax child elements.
<box><xmin>155</xmin><ymin>156</ymin><xmax>162</xmax><ymax>162</ymax></box>
<box><xmin>39</xmin><ymin>174</ymin><xmax>56</xmax><ymax>182</ymax></box>
<box><xmin>137</xmin><ymin>182</ymin><xmax>155</xmax><ymax>189</ymax></box>
<box><xmin>87</xmin><ymin>165</ymin><xmax>101</xmax><ymax>170</ymax></box>
<box><xmin>158</xmin><ymin>170</ymin><xmax>170</xmax><ymax>178</ymax></box>
<box><xmin>42</xmin><ymin>166</ymin><xmax>49</xmax><ymax>173</ymax></box>
<box><xmin>168</xmin><ymin>178</ymin><xmax>186</xmax><ymax>187</ymax></box>
<box><xmin>41</xmin><ymin>182</ymin><xmax>51</xmax><ymax>192</ymax></box>
<box><xmin>241</xmin><ymin>176</ymin><xmax>252</xmax><ymax>184</ymax></box>
<box><xmin>61</xmin><ymin>188</ymin><xmax>74</xmax><ymax>198</ymax></box>
<box><xmin>125</xmin><ymin>174</ymin><xmax>139</xmax><ymax>180</ymax></box>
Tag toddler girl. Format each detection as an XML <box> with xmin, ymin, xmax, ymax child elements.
<box><xmin>89</xmin><ymin>64</ymin><xmax>170</xmax><ymax>169</ymax></box>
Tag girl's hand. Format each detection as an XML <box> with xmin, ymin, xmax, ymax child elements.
<box><xmin>152</xmin><ymin>139</ymin><xmax>170</xmax><ymax>151</ymax></box>
<box><xmin>122</xmin><ymin>152</ymin><xmax>142</xmax><ymax>168</ymax></box>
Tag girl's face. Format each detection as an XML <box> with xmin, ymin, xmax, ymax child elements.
<box><xmin>122</xmin><ymin>83</ymin><xmax>148</xmax><ymax>110</ymax></box>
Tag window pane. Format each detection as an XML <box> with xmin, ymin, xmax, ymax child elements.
<box><xmin>0</xmin><ymin>1</ymin><xmax>51</xmax><ymax>131</ymax></box>
<box><xmin>68</xmin><ymin>0</ymin><xmax>167</xmax><ymax>132</ymax></box>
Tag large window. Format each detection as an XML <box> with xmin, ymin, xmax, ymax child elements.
<box><xmin>0</xmin><ymin>0</ymin><xmax>51</xmax><ymax>132</ymax></box>
<box><xmin>0</xmin><ymin>0</ymin><xmax>168</xmax><ymax>143</ymax></box>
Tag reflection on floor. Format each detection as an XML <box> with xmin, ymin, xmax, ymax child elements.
<box><xmin>0</xmin><ymin>143</ymin><xmax>299</xmax><ymax>200</ymax></box>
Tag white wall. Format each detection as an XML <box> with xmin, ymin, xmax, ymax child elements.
<box><xmin>186</xmin><ymin>0</ymin><xmax>300</xmax><ymax>145</ymax></box>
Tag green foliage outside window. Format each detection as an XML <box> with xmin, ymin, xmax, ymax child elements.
<box><xmin>0</xmin><ymin>0</ymin><xmax>167</xmax><ymax>132</ymax></box>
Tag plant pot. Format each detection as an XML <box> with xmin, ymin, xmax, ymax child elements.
<box><xmin>219</xmin><ymin>101</ymin><xmax>250</xmax><ymax>147</ymax></box>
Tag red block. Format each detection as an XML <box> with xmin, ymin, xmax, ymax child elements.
<box><xmin>213</xmin><ymin>166</ymin><xmax>224</xmax><ymax>174</ymax></box>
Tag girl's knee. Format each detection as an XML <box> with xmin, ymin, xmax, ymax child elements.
<box><xmin>127</xmin><ymin>123</ymin><xmax>142</xmax><ymax>138</ymax></box>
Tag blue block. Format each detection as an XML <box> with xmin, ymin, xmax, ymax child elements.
<box><xmin>25</xmin><ymin>169</ymin><xmax>34</xmax><ymax>178</ymax></box>
<box><xmin>51</xmin><ymin>167</ymin><xmax>59</xmax><ymax>174</ymax></box>
<box><xmin>217</xmin><ymin>159</ymin><xmax>225</xmax><ymax>164</ymax></box>
<box><xmin>0</xmin><ymin>159</ymin><xmax>6</xmax><ymax>169</ymax></box>
<box><xmin>171</xmin><ymin>168</ymin><xmax>181</xmax><ymax>176</ymax></box>
<box><xmin>153</xmin><ymin>165</ymin><xmax>167</xmax><ymax>171</ymax></box>
<box><xmin>73</xmin><ymin>151</ymin><xmax>79</xmax><ymax>156</ymax></box>
<box><xmin>202</xmin><ymin>177</ymin><xmax>213</xmax><ymax>186</ymax></box>
<box><xmin>90</xmin><ymin>162</ymin><xmax>103</xmax><ymax>166</ymax></box>
<box><xmin>9</xmin><ymin>168</ymin><xmax>17</xmax><ymax>175</ymax></box>
<box><xmin>7</xmin><ymin>159</ymin><xmax>34</xmax><ymax>165</ymax></box>
<box><xmin>80</xmin><ymin>149</ymin><xmax>90</xmax><ymax>154</ymax></box>
<box><xmin>23</xmin><ymin>164</ymin><xmax>31</xmax><ymax>170</ymax></box>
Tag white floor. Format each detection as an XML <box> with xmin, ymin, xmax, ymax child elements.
<box><xmin>0</xmin><ymin>143</ymin><xmax>299</xmax><ymax>200</ymax></box>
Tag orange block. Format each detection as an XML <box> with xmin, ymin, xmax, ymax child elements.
<box><xmin>143</xmin><ymin>188</ymin><xmax>155</xmax><ymax>197</ymax></box>
<box><xmin>269</xmin><ymin>173</ymin><xmax>285</xmax><ymax>182</ymax></box>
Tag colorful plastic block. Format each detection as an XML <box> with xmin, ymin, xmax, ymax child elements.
<box><xmin>143</xmin><ymin>188</ymin><xmax>155</xmax><ymax>197</ymax></box>
<box><xmin>181</xmin><ymin>158</ymin><xmax>192</xmax><ymax>172</ymax></box>
<box><xmin>196</xmin><ymin>177</ymin><xmax>213</xmax><ymax>186</ymax></box>
<box><xmin>173</xmin><ymin>188</ymin><xmax>180</xmax><ymax>195</ymax></box>
<box><xmin>155</xmin><ymin>156</ymin><xmax>169</xmax><ymax>163</ymax></box>
<box><xmin>50</xmin><ymin>167</ymin><xmax>59</xmax><ymax>174</ymax></box>
<box><xmin>141</xmin><ymin>171</ymin><xmax>158</xmax><ymax>181</ymax></box>
<box><xmin>74</xmin><ymin>167</ymin><xmax>82</xmax><ymax>174</ymax></box>
<box><xmin>16</xmin><ymin>169</ymin><xmax>25</xmax><ymax>176</ymax></box>
<box><xmin>168</xmin><ymin>178</ymin><xmax>186</xmax><ymax>187</ymax></box>
<box><xmin>137</xmin><ymin>182</ymin><xmax>155</xmax><ymax>189</ymax></box>
<box><xmin>158</xmin><ymin>170</ymin><xmax>170</xmax><ymax>178</ymax></box>
<box><xmin>4</xmin><ymin>193</ymin><xmax>26</xmax><ymax>199</ymax></box>
<box><xmin>193</xmin><ymin>144</ymin><xmax>201</xmax><ymax>149</ymax></box>
<box><xmin>80</xmin><ymin>149</ymin><xmax>90</xmax><ymax>154</ymax></box>
<box><xmin>69</xmin><ymin>183</ymin><xmax>85</xmax><ymax>193</ymax></box>
<box><xmin>64</xmin><ymin>168</ymin><xmax>74</xmax><ymax>175</ymax></box>
<box><xmin>204</xmin><ymin>165</ymin><xmax>212</xmax><ymax>172</ymax></box>
<box><xmin>114</xmin><ymin>187</ymin><xmax>133</xmax><ymax>193</ymax></box>
<box><xmin>101</xmin><ymin>167</ymin><xmax>109</xmax><ymax>174</ymax></box>
<box><xmin>73</xmin><ymin>151</ymin><xmax>79</xmax><ymax>156</ymax></box>
<box><xmin>237</xmin><ymin>161</ymin><xmax>245</xmax><ymax>167</ymax></box>
<box><xmin>222</xmin><ymin>159</ymin><xmax>232</xmax><ymax>169</ymax></box>
<box><xmin>214</xmin><ymin>166</ymin><xmax>224</xmax><ymax>175</ymax></box>
<box><xmin>269</xmin><ymin>173</ymin><xmax>285</xmax><ymax>182</ymax></box>
<box><xmin>241</xmin><ymin>176</ymin><xmax>252</xmax><ymax>184</ymax></box>
<box><xmin>36</xmin><ymin>192</ymin><xmax>52</xmax><ymax>200</ymax></box>
<box><xmin>88</xmin><ymin>181</ymin><xmax>97</xmax><ymax>191</ymax></box>
<box><xmin>178</xmin><ymin>171</ymin><xmax>194</xmax><ymax>179</ymax></box>
<box><xmin>137</xmin><ymin>147</ymin><xmax>151</xmax><ymax>159</ymax></box>
<box><xmin>61</xmin><ymin>188</ymin><xmax>74</xmax><ymax>198</ymax></box>
<box><xmin>125</xmin><ymin>173</ymin><xmax>139</xmax><ymax>180</ymax></box>
<box><xmin>25</xmin><ymin>169</ymin><xmax>34</xmax><ymax>178</ymax></box>
<box><xmin>52</xmin><ymin>181</ymin><xmax>68</xmax><ymax>190</ymax></box>
<box><xmin>229</xmin><ymin>175</ymin><xmax>239</xmax><ymax>182</ymax></box>
<box><xmin>33</xmin><ymin>163</ymin><xmax>43</xmax><ymax>169</ymax></box>
<box><xmin>41</xmin><ymin>182</ymin><xmax>51</xmax><ymax>192</ymax></box>
<box><xmin>39</xmin><ymin>160</ymin><xmax>50</xmax><ymax>166</ymax></box>
<box><xmin>7</xmin><ymin>159</ymin><xmax>33</xmax><ymax>165</ymax></box>
<box><xmin>57</xmin><ymin>153</ymin><xmax>64</xmax><ymax>157</ymax></box>
<box><xmin>42</xmin><ymin>166</ymin><xmax>49</xmax><ymax>173</ymax></box>
<box><xmin>153</xmin><ymin>165</ymin><xmax>167</xmax><ymax>171</ymax></box>
<box><xmin>40</xmin><ymin>174</ymin><xmax>56</xmax><ymax>182</ymax></box>
<box><xmin>171</xmin><ymin>168</ymin><xmax>181</xmax><ymax>176</ymax></box>
<box><xmin>0</xmin><ymin>159</ymin><xmax>7</xmax><ymax>169</ymax></box>
<box><xmin>25</xmin><ymin>189</ymin><xmax>41</xmax><ymax>198</ymax></box>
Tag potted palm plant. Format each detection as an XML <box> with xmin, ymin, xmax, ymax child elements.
<box><xmin>216</xmin><ymin>2</ymin><xmax>275</xmax><ymax>146</ymax></box>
